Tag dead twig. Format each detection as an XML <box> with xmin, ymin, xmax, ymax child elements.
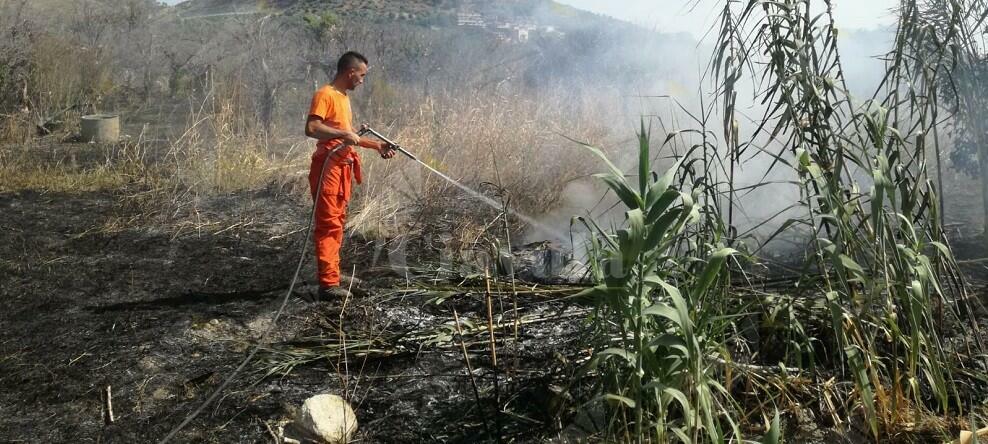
<box><xmin>103</xmin><ymin>385</ymin><xmax>114</xmax><ymax>425</ymax></box>
<box><xmin>338</xmin><ymin>276</ymin><xmax>354</xmax><ymax>399</ymax></box>
<box><xmin>263</xmin><ymin>418</ymin><xmax>280</xmax><ymax>443</ymax></box>
<box><xmin>484</xmin><ymin>267</ymin><xmax>502</xmax><ymax>443</ymax></box>
<box><xmin>452</xmin><ymin>307</ymin><xmax>492</xmax><ymax>438</ymax></box>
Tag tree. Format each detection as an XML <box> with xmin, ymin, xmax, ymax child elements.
<box><xmin>240</xmin><ymin>15</ymin><xmax>306</xmax><ymax>133</ymax></box>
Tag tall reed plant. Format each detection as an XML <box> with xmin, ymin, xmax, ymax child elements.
<box><xmin>574</xmin><ymin>122</ymin><xmax>776</xmax><ymax>443</ymax></box>
<box><xmin>709</xmin><ymin>0</ymin><xmax>985</xmax><ymax>437</ymax></box>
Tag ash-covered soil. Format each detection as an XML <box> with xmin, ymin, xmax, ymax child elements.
<box><xmin>5</xmin><ymin>169</ymin><xmax>988</xmax><ymax>443</ymax></box>
<box><xmin>0</xmin><ymin>189</ymin><xmax>588</xmax><ymax>443</ymax></box>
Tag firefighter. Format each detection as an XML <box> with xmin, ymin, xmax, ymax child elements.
<box><xmin>304</xmin><ymin>51</ymin><xmax>395</xmax><ymax>299</ymax></box>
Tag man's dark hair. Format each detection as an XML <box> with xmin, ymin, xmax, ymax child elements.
<box><xmin>337</xmin><ymin>51</ymin><xmax>369</xmax><ymax>74</ymax></box>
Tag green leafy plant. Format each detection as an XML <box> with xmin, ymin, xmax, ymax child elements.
<box><xmin>709</xmin><ymin>0</ymin><xmax>985</xmax><ymax>438</ymax></box>
<box><xmin>573</xmin><ymin>121</ymin><xmax>747</xmax><ymax>443</ymax></box>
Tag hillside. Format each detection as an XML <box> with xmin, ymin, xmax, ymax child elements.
<box><xmin>175</xmin><ymin>0</ymin><xmax>619</xmax><ymax>30</ymax></box>
<box><xmin>176</xmin><ymin>0</ymin><xmax>451</xmax><ymax>21</ymax></box>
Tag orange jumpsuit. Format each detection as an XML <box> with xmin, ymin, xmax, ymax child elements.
<box><xmin>307</xmin><ymin>85</ymin><xmax>362</xmax><ymax>288</ymax></box>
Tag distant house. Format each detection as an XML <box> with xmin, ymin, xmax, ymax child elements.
<box><xmin>457</xmin><ymin>12</ymin><xmax>485</xmax><ymax>27</ymax></box>
<box><xmin>516</xmin><ymin>28</ymin><xmax>529</xmax><ymax>42</ymax></box>
<box><xmin>490</xmin><ymin>20</ymin><xmax>535</xmax><ymax>43</ymax></box>
<box><xmin>458</xmin><ymin>12</ymin><xmax>551</xmax><ymax>43</ymax></box>
<box><xmin>514</xmin><ymin>23</ymin><xmax>536</xmax><ymax>42</ymax></box>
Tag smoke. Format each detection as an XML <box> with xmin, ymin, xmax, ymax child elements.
<box><xmin>512</xmin><ymin>6</ymin><xmax>910</xmax><ymax>256</ymax></box>
<box><xmin>162</xmin><ymin>0</ymin><xmax>964</xmax><ymax>254</ymax></box>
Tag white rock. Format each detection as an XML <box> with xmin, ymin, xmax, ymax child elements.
<box><xmin>296</xmin><ymin>394</ymin><xmax>358</xmax><ymax>443</ymax></box>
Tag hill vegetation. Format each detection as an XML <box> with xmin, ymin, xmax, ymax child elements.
<box><xmin>176</xmin><ymin>0</ymin><xmax>606</xmax><ymax>27</ymax></box>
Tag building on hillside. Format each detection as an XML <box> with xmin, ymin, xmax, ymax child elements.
<box><xmin>457</xmin><ymin>12</ymin><xmax>552</xmax><ymax>44</ymax></box>
<box><xmin>516</xmin><ymin>27</ymin><xmax>529</xmax><ymax>42</ymax></box>
<box><xmin>493</xmin><ymin>21</ymin><xmax>536</xmax><ymax>43</ymax></box>
<box><xmin>515</xmin><ymin>23</ymin><xmax>536</xmax><ymax>42</ymax></box>
<box><xmin>457</xmin><ymin>12</ymin><xmax>485</xmax><ymax>27</ymax></box>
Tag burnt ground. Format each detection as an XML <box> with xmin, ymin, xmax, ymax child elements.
<box><xmin>0</xmin><ymin>188</ymin><xmax>592</xmax><ymax>443</ymax></box>
<box><xmin>4</xmin><ymin>178</ymin><xmax>988</xmax><ymax>443</ymax></box>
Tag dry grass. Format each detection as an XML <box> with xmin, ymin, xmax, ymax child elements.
<box><xmin>163</xmin><ymin>92</ymin><xmax>309</xmax><ymax>196</ymax></box>
<box><xmin>0</xmin><ymin>81</ymin><xmax>613</xmax><ymax>252</ymax></box>
<box><xmin>0</xmin><ymin>91</ymin><xmax>308</xmax><ymax>231</ymax></box>
<box><xmin>0</xmin><ymin>137</ymin><xmax>134</xmax><ymax>193</ymax></box>
<box><xmin>0</xmin><ymin>0</ymin><xmax>616</xmax><ymax>249</ymax></box>
<box><xmin>350</xmin><ymin>90</ymin><xmax>610</xmax><ymax>242</ymax></box>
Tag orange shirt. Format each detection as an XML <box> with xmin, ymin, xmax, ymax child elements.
<box><xmin>308</xmin><ymin>84</ymin><xmax>363</xmax><ymax>183</ymax></box>
<box><xmin>308</xmin><ymin>85</ymin><xmax>354</xmax><ymax>153</ymax></box>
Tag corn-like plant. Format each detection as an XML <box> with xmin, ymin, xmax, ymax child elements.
<box><xmin>573</xmin><ymin>122</ymin><xmax>762</xmax><ymax>443</ymax></box>
<box><xmin>710</xmin><ymin>0</ymin><xmax>987</xmax><ymax>438</ymax></box>
<box><xmin>572</xmin><ymin>1</ymin><xmax>988</xmax><ymax>440</ymax></box>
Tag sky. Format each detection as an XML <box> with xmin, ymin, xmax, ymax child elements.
<box><xmin>556</xmin><ymin>0</ymin><xmax>898</xmax><ymax>38</ymax></box>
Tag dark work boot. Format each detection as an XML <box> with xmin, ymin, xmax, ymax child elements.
<box><xmin>339</xmin><ymin>274</ymin><xmax>364</xmax><ymax>288</ymax></box>
<box><xmin>318</xmin><ymin>286</ymin><xmax>354</xmax><ymax>301</ymax></box>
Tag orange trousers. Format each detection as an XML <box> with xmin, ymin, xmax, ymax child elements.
<box><xmin>309</xmin><ymin>149</ymin><xmax>355</xmax><ymax>288</ymax></box>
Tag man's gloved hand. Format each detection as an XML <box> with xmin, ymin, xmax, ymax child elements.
<box><xmin>379</xmin><ymin>142</ymin><xmax>397</xmax><ymax>159</ymax></box>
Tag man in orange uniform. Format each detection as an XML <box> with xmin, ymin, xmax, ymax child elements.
<box><xmin>304</xmin><ymin>51</ymin><xmax>395</xmax><ymax>299</ymax></box>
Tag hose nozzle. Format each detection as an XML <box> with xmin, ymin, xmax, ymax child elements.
<box><xmin>358</xmin><ymin>124</ymin><xmax>417</xmax><ymax>161</ymax></box>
